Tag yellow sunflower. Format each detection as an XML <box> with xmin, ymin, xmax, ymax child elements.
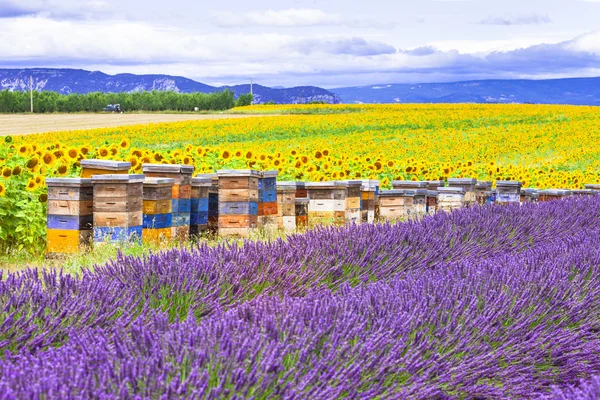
<box><xmin>2</xmin><ymin>167</ymin><xmax>11</xmax><ymax>178</ymax></box>
<box><xmin>0</xmin><ymin>182</ymin><xmax>5</xmax><ymax>197</ymax></box>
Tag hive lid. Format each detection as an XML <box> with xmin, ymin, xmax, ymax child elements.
<box><xmin>427</xmin><ymin>190</ymin><xmax>437</xmax><ymax>197</ymax></box>
<box><xmin>585</xmin><ymin>184</ymin><xmax>600</xmax><ymax>190</ymax></box>
<box><xmin>414</xmin><ymin>189</ymin><xmax>428</xmax><ymax>196</ymax></box>
<box><xmin>539</xmin><ymin>189</ymin><xmax>570</xmax><ymax>196</ymax></box>
<box><xmin>437</xmin><ymin>187</ymin><xmax>465</xmax><ymax>194</ymax></box>
<box><xmin>46</xmin><ymin>177</ymin><xmax>92</xmax><ymax>187</ymax></box>
<box><xmin>143</xmin><ymin>177</ymin><xmax>175</xmax><ymax>186</ymax></box>
<box><xmin>295</xmin><ymin>181</ymin><xmax>306</xmax><ymax>189</ymax></box>
<box><xmin>217</xmin><ymin>169</ymin><xmax>261</xmax><ymax>177</ymax></box>
<box><xmin>344</xmin><ymin>180</ymin><xmax>363</xmax><ymax>187</ymax></box>
<box><xmin>305</xmin><ymin>182</ymin><xmax>337</xmax><ymax>188</ymax></box>
<box><xmin>571</xmin><ymin>189</ymin><xmax>597</xmax><ymax>195</ymax></box>
<box><xmin>361</xmin><ymin>179</ymin><xmax>380</xmax><ymax>186</ymax></box>
<box><xmin>448</xmin><ymin>178</ymin><xmax>477</xmax><ymax>186</ymax></box>
<box><xmin>261</xmin><ymin>170</ymin><xmax>279</xmax><ymax>178</ymax></box>
<box><xmin>392</xmin><ymin>180</ymin><xmax>428</xmax><ymax>188</ymax></box>
<box><xmin>80</xmin><ymin>159</ymin><xmax>131</xmax><ymax>169</ymax></box>
<box><xmin>379</xmin><ymin>189</ymin><xmax>415</xmax><ymax>197</ymax></box>
<box><xmin>195</xmin><ymin>173</ymin><xmax>217</xmax><ymax>178</ymax></box>
<box><xmin>191</xmin><ymin>176</ymin><xmax>213</xmax><ymax>187</ymax></box>
<box><xmin>334</xmin><ymin>181</ymin><xmax>349</xmax><ymax>187</ymax></box>
<box><xmin>427</xmin><ymin>180</ymin><xmax>445</xmax><ymax>189</ymax></box>
<box><xmin>276</xmin><ymin>181</ymin><xmax>297</xmax><ymax>190</ymax></box>
<box><xmin>91</xmin><ymin>174</ymin><xmax>145</xmax><ymax>183</ymax></box>
<box><xmin>295</xmin><ymin>197</ymin><xmax>310</xmax><ymax>204</ymax></box>
<box><xmin>142</xmin><ymin>164</ymin><xmax>194</xmax><ymax>174</ymax></box>
<box><xmin>522</xmin><ymin>188</ymin><xmax>538</xmax><ymax>194</ymax></box>
<box><xmin>475</xmin><ymin>181</ymin><xmax>492</xmax><ymax>189</ymax></box>
<box><xmin>496</xmin><ymin>180</ymin><xmax>523</xmax><ymax>188</ymax></box>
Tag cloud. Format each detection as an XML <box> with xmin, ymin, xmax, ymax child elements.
<box><xmin>0</xmin><ymin>0</ymin><xmax>113</xmax><ymax>21</ymax></box>
<box><xmin>0</xmin><ymin>0</ymin><xmax>38</xmax><ymax>18</ymax></box>
<box><xmin>212</xmin><ymin>8</ymin><xmax>395</xmax><ymax>29</ymax></box>
<box><xmin>292</xmin><ymin>38</ymin><xmax>397</xmax><ymax>56</ymax></box>
<box><xmin>478</xmin><ymin>14</ymin><xmax>551</xmax><ymax>26</ymax></box>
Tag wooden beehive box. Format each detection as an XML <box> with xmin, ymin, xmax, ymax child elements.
<box><xmin>437</xmin><ymin>187</ymin><xmax>465</xmax><ymax>213</ymax></box>
<box><xmin>305</xmin><ymin>182</ymin><xmax>346</xmax><ymax>227</ymax></box>
<box><xmin>91</xmin><ymin>174</ymin><xmax>144</xmax><ymax>244</ymax></box>
<box><xmin>378</xmin><ymin>189</ymin><xmax>416</xmax><ymax>220</ymax></box>
<box><xmin>448</xmin><ymin>178</ymin><xmax>477</xmax><ymax>206</ymax></box>
<box><xmin>475</xmin><ymin>181</ymin><xmax>493</xmax><ymax>205</ymax></box>
<box><xmin>142</xmin><ymin>177</ymin><xmax>174</xmax><ymax>244</ymax></box>
<box><xmin>495</xmin><ymin>181</ymin><xmax>522</xmax><ymax>204</ymax></box>
<box><xmin>538</xmin><ymin>189</ymin><xmax>571</xmax><ymax>202</ymax></box>
<box><xmin>360</xmin><ymin>180</ymin><xmax>379</xmax><ymax>224</ymax></box>
<box><xmin>295</xmin><ymin>197</ymin><xmax>309</xmax><ymax>229</ymax></box>
<box><xmin>80</xmin><ymin>159</ymin><xmax>131</xmax><ymax>178</ymax></box>
<box><xmin>392</xmin><ymin>180</ymin><xmax>428</xmax><ymax>190</ymax></box>
<box><xmin>295</xmin><ymin>182</ymin><xmax>307</xmax><ymax>199</ymax></box>
<box><xmin>190</xmin><ymin>176</ymin><xmax>212</xmax><ymax>236</ymax></box>
<box><xmin>342</xmin><ymin>180</ymin><xmax>362</xmax><ymax>224</ymax></box>
<box><xmin>46</xmin><ymin>178</ymin><xmax>94</xmax><ymax>255</ymax></box>
<box><xmin>217</xmin><ymin>170</ymin><xmax>261</xmax><ymax>237</ymax></box>
<box><xmin>276</xmin><ymin>181</ymin><xmax>297</xmax><ymax>232</ymax></box>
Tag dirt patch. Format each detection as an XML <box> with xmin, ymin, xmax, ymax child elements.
<box><xmin>0</xmin><ymin>113</ymin><xmax>261</xmax><ymax>136</ymax></box>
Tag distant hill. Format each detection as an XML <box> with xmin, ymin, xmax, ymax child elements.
<box><xmin>331</xmin><ymin>78</ymin><xmax>600</xmax><ymax>105</ymax></box>
<box><xmin>0</xmin><ymin>68</ymin><xmax>341</xmax><ymax>104</ymax></box>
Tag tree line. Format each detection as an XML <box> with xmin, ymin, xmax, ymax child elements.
<box><xmin>0</xmin><ymin>90</ymin><xmax>253</xmax><ymax>113</ymax></box>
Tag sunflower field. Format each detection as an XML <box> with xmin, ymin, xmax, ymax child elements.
<box><xmin>1</xmin><ymin>103</ymin><xmax>600</xmax><ymax>254</ymax></box>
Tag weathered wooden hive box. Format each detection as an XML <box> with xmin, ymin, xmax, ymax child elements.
<box><xmin>190</xmin><ymin>176</ymin><xmax>212</xmax><ymax>236</ymax></box>
<box><xmin>80</xmin><ymin>159</ymin><xmax>131</xmax><ymax>178</ymax></box>
<box><xmin>538</xmin><ymin>189</ymin><xmax>571</xmax><ymax>202</ymax></box>
<box><xmin>571</xmin><ymin>189</ymin><xmax>597</xmax><ymax>197</ymax></box>
<box><xmin>495</xmin><ymin>181</ymin><xmax>522</xmax><ymax>204</ymax></box>
<box><xmin>277</xmin><ymin>181</ymin><xmax>297</xmax><ymax>232</ymax></box>
<box><xmin>360</xmin><ymin>180</ymin><xmax>379</xmax><ymax>224</ymax></box>
<box><xmin>392</xmin><ymin>181</ymin><xmax>428</xmax><ymax>190</ymax></box>
<box><xmin>448</xmin><ymin>178</ymin><xmax>477</xmax><ymax>206</ymax></box>
<box><xmin>259</xmin><ymin>170</ymin><xmax>279</xmax><ymax>231</ymax></box>
<box><xmin>91</xmin><ymin>174</ymin><xmax>144</xmax><ymax>244</ymax></box>
<box><xmin>475</xmin><ymin>181</ymin><xmax>493</xmax><ymax>205</ymax></box>
<box><xmin>142</xmin><ymin>177</ymin><xmax>174</xmax><ymax>244</ymax></box>
<box><xmin>343</xmin><ymin>180</ymin><xmax>362</xmax><ymax>225</ymax></box>
<box><xmin>295</xmin><ymin>197</ymin><xmax>309</xmax><ymax>229</ymax></box>
<box><xmin>46</xmin><ymin>178</ymin><xmax>93</xmax><ymax>255</ymax></box>
<box><xmin>142</xmin><ymin>164</ymin><xmax>194</xmax><ymax>241</ymax></box>
<box><xmin>195</xmin><ymin>174</ymin><xmax>219</xmax><ymax>234</ymax></box>
<box><xmin>584</xmin><ymin>184</ymin><xmax>600</xmax><ymax>192</ymax></box>
<box><xmin>426</xmin><ymin>180</ymin><xmax>445</xmax><ymax>214</ymax></box>
<box><xmin>437</xmin><ymin>187</ymin><xmax>465</xmax><ymax>212</ymax></box>
<box><xmin>306</xmin><ymin>182</ymin><xmax>347</xmax><ymax>226</ymax></box>
<box><xmin>295</xmin><ymin>182</ymin><xmax>307</xmax><ymax>199</ymax></box>
<box><xmin>217</xmin><ymin>170</ymin><xmax>260</xmax><ymax>237</ymax></box>
<box><xmin>520</xmin><ymin>188</ymin><xmax>539</xmax><ymax>203</ymax></box>
<box><xmin>379</xmin><ymin>189</ymin><xmax>417</xmax><ymax>220</ymax></box>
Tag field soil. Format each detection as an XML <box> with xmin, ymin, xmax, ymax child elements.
<box><xmin>0</xmin><ymin>113</ymin><xmax>258</xmax><ymax>136</ymax></box>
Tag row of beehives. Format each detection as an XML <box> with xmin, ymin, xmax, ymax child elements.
<box><xmin>45</xmin><ymin>159</ymin><xmax>600</xmax><ymax>255</ymax></box>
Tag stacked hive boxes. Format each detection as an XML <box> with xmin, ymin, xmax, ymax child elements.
<box><xmin>295</xmin><ymin>198</ymin><xmax>309</xmax><ymax>229</ymax></box>
<box><xmin>521</xmin><ymin>188</ymin><xmax>538</xmax><ymax>203</ymax></box>
<box><xmin>585</xmin><ymin>184</ymin><xmax>600</xmax><ymax>192</ymax></box>
<box><xmin>142</xmin><ymin>178</ymin><xmax>173</xmax><ymax>245</ymax></box>
<box><xmin>306</xmin><ymin>182</ymin><xmax>346</xmax><ymax>226</ymax></box>
<box><xmin>379</xmin><ymin>189</ymin><xmax>416</xmax><ymax>220</ymax></box>
<box><xmin>448</xmin><ymin>178</ymin><xmax>477</xmax><ymax>207</ymax></box>
<box><xmin>195</xmin><ymin>174</ymin><xmax>219</xmax><ymax>234</ymax></box>
<box><xmin>190</xmin><ymin>176</ymin><xmax>212</xmax><ymax>236</ymax></box>
<box><xmin>538</xmin><ymin>189</ymin><xmax>570</xmax><ymax>202</ymax></box>
<box><xmin>46</xmin><ymin>178</ymin><xmax>94</xmax><ymax>255</ymax></box>
<box><xmin>92</xmin><ymin>175</ymin><xmax>144</xmax><ymax>244</ymax></box>
<box><xmin>571</xmin><ymin>189</ymin><xmax>596</xmax><ymax>197</ymax></box>
<box><xmin>475</xmin><ymin>181</ymin><xmax>493</xmax><ymax>205</ymax></box>
<box><xmin>259</xmin><ymin>171</ymin><xmax>279</xmax><ymax>232</ymax></box>
<box><xmin>360</xmin><ymin>180</ymin><xmax>379</xmax><ymax>224</ymax></box>
<box><xmin>80</xmin><ymin>159</ymin><xmax>130</xmax><ymax>178</ymax></box>
<box><xmin>277</xmin><ymin>181</ymin><xmax>297</xmax><ymax>232</ymax></box>
<box><xmin>142</xmin><ymin>164</ymin><xmax>194</xmax><ymax>241</ymax></box>
<box><xmin>391</xmin><ymin>181</ymin><xmax>428</xmax><ymax>217</ymax></box>
<box><xmin>427</xmin><ymin>181</ymin><xmax>445</xmax><ymax>214</ymax></box>
<box><xmin>344</xmin><ymin>180</ymin><xmax>362</xmax><ymax>224</ymax></box>
<box><xmin>495</xmin><ymin>181</ymin><xmax>522</xmax><ymax>204</ymax></box>
<box><xmin>217</xmin><ymin>170</ymin><xmax>260</xmax><ymax>237</ymax></box>
<box><xmin>437</xmin><ymin>187</ymin><xmax>464</xmax><ymax>212</ymax></box>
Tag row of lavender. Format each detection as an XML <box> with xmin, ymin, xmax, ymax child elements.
<box><xmin>4</xmin><ymin>196</ymin><xmax>600</xmax><ymax>398</ymax></box>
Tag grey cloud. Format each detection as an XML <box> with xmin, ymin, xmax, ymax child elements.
<box><xmin>478</xmin><ymin>14</ymin><xmax>551</xmax><ymax>26</ymax></box>
<box><xmin>401</xmin><ymin>46</ymin><xmax>438</xmax><ymax>56</ymax></box>
<box><xmin>0</xmin><ymin>1</ymin><xmax>39</xmax><ymax>18</ymax></box>
<box><xmin>292</xmin><ymin>37</ymin><xmax>397</xmax><ymax>56</ymax></box>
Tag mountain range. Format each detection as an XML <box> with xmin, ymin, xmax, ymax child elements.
<box><xmin>333</xmin><ymin>78</ymin><xmax>600</xmax><ymax>105</ymax></box>
<box><xmin>1</xmin><ymin>68</ymin><xmax>600</xmax><ymax>105</ymax></box>
<box><xmin>0</xmin><ymin>68</ymin><xmax>342</xmax><ymax>104</ymax></box>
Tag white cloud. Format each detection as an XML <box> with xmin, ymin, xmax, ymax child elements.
<box><xmin>479</xmin><ymin>14</ymin><xmax>551</xmax><ymax>26</ymax></box>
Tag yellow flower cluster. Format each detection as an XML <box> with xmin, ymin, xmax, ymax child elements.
<box><xmin>4</xmin><ymin>103</ymin><xmax>600</xmax><ymax>191</ymax></box>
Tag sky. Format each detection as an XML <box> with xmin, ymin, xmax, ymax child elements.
<box><xmin>0</xmin><ymin>0</ymin><xmax>599</xmax><ymax>88</ymax></box>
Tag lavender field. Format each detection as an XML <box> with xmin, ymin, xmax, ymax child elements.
<box><xmin>1</xmin><ymin>198</ymin><xmax>600</xmax><ymax>399</ymax></box>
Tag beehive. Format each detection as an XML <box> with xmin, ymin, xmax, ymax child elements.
<box><xmin>296</xmin><ymin>182</ymin><xmax>307</xmax><ymax>199</ymax></box>
<box><xmin>520</xmin><ymin>188</ymin><xmax>539</xmax><ymax>203</ymax></box>
<box><xmin>360</xmin><ymin>180</ymin><xmax>379</xmax><ymax>224</ymax></box>
<box><xmin>495</xmin><ymin>181</ymin><xmax>522</xmax><ymax>204</ymax></box>
<box><xmin>142</xmin><ymin>177</ymin><xmax>174</xmax><ymax>245</ymax></box>
<box><xmin>195</xmin><ymin>174</ymin><xmax>219</xmax><ymax>234</ymax></box>
<box><xmin>277</xmin><ymin>181</ymin><xmax>297</xmax><ymax>232</ymax></box>
<box><xmin>343</xmin><ymin>180</ymin><xmax>362</xmax><ymax>225</ymax></box>
<box><xmin>190</xmin><ymin>176</ymin><xmax>212</xmax><ymax>236</ymax></box>
<box><xmin>571</xmin><ymin>189</ymin><xmax>597</xmax><ymax>197</ymax></box>
<box><xmin>46</xmin><ymin>178</ymin><xmax>93</xmax><ymax>255</ymax></box>
<box><xmin>80</xmin><ymin>159</ymin><xmax>131</xmax><ymax>178</ymax></box>
<box><xmin>217</xmin><ymin>170</ymin><xmax>260</xmax><ymax>237</ymax></box>
<box><xmin>437</xmin><ymin>187</ymin><xmax>465</xmax><ymax>213</ymax></box>
<box><xmin>91</xmin><ymin>174</ymin><xmax>144</xmax><ymax>244</ymax></box>
<box><xmin>538</xmin><ymin>189</ymin><xmax>571</xmax><ymax>202</ymax></box>
<box><xmin>379</xmin><ymin>189</ymin><xmax>417</xmax><ymax>220</ymax></box>
<box><xmin>142</xmin><ymin>164</ymin><xmax>194</xmax><ymax>241</ymax></box>
<box><xmin>426</xmin><ymin>181</ymin><xmax>445</xmax><ymax>214</ymax></box>
<box><xmin>295</xmin><ymin>198</ymin><xmax>309</xmax><ymax>229</ymax></box>
<box><xmin>259</xmin><ymin>171</ymin><xmax>279</xmax><ymax>232</ymax></box>
<box><xmin>306</xmin><ymin>182</ymin><xmax>346</xmax><ymax>226</ymax></box>
<box><xmin>585</xmin><ymin>184</ymin><xmax>600</xmax><ymax>191</ymax></box>
<box><xmin>392</xmin><ymin>181</ymin><xmax>428</xmax><ymax>190</ymax></box>
<box><xmin>475</xmin><ymin>181</ymin><xmax>493</xmax><ymax>205</ymax></box>
<box><xmin>448</xmin><ymin>178</ymin><xmax>477</xmax><ymax>207</ymax></box>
